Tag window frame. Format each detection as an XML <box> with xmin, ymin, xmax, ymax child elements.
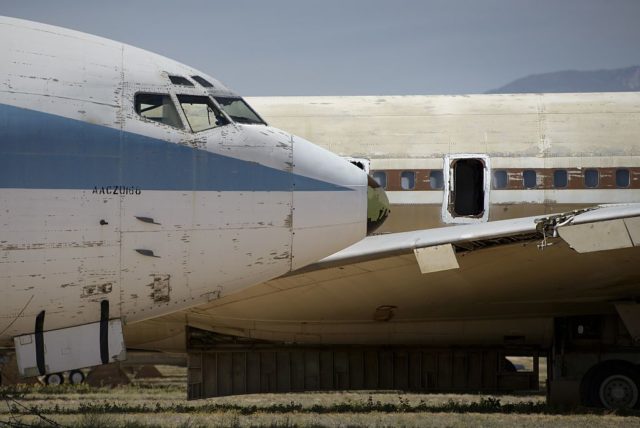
<box><xmin>176</xmin><ymin>94</ymin><xmax>230</xmax><ymax>133</ymax></box>
<box><xmin>133</xmin><ymin>92</ymin><xmax>185</xmax><ymax>130</ymax></box>
<box><xmin>191</xmin><ymin>75</ymin><xmax>214</xmax><ymax>88</ymax></box>
<box><xmin>553</xmin><ymin>169</ymin><xmax>568</xmax><ymax>189</ymax></box>
<box><xmin>523</xmin><ymin>169</ymin><xmax>537</xmax><ymax>189</ymax></box>
<box><xmin>584</xmin><ymin>169</ymin><xmax>599</xmax><ymax>188</ymax></box>
<box><xmin>616</xmin><ymin>168</ymin><xmax>631</xmax><ymax>188</ymax></box>
<box><xmin>213</xmin><ymin>96</ymin><xmax>267</xmax><ymax>126</ymax></box>
<box><xmin>400</xmin><ymin>171</ymin><xmax>416</xmax><ymax>190</ymax></box>
<box><xmin>168</xmin><ymin>75</ymin><xmax>195</xmax><ymax>87</ymax></box>
<box><xmin>372</xmin><ymin>171</ymin><xmax>387</xmax><ymax>189</ymax></box>
<box><xmin>429</xmin><ymin>170</ymin><xmax>444</xmax><ymax>190</ymax></box>
<box><xmin>492</xmin><ymin>170</ymin><xmax>508</xmax><ymax>189</ymax></box>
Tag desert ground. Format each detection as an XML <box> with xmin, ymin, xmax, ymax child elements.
<box><xmin>2</xmin><ymin>365</ymin><xmax>640</xmax><ymax>427</ymax></box>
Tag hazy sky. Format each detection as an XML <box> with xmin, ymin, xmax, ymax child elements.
<box><xmin>2</xmin><ymin>0</ymin><xmax>638</xmax><ymax>96</ymax></box>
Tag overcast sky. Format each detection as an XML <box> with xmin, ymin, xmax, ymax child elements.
<box><xmin>2</xmin><ymin>0</ymin><xmax>638</xmax><ymax>96</ymax></box>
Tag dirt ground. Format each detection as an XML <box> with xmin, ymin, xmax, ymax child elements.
<box><xmin>2</xmin><ymin>365</ymin><xmax>640</xmax><ymax>427</ymax></box>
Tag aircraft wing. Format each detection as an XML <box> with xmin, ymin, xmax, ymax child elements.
<box><xmin>125</xmin><ymin>203</ymin><xmax>640</xmax><ymax>351</ymax></box>
<box><xmin>302</xmin><ymin>203</ymin><xmax>640</xmax><ymax>274</ymax></box>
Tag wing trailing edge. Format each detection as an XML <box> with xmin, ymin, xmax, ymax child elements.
<box><xmin>294</xmin><ymin>203</ymin><xmax>640</xmax><ymax>274</ymax></box>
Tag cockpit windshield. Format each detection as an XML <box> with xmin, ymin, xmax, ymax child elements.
<box><xmin>177</xmin><ymin>94</ymin><xmax>229</xmax><ymax>132</ymax></box>
<box><xmin>214</xmin><ymin>97</ymin><xmax>266</xmax><ymax>125</ymax></box>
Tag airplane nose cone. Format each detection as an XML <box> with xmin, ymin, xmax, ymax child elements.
<box><xmin>367</xmin><ymin>175</ymin><xmax>390</xmax><ymax>234</ymax></box>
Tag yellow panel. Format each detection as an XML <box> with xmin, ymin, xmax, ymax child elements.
<box><xmin>558</xmin><ymin>219</ymin><xmax>633</xmax><ymax>253</ymax></box>
<box><xmin>414</xmin><ymin>244</ymin><xmax>459</xmax><ymax>274</ymax></box>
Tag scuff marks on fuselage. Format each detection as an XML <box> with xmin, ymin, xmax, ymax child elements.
<box><xmin>0</xmin><ymin>17</ymin><xmax>369</xmax><ymax>346</ymax></box>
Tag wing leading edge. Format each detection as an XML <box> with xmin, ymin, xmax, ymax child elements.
<box><xmin>298</xmin><ymin>203</ymin><xmax>640</xmax><ymax>274</ymax></box>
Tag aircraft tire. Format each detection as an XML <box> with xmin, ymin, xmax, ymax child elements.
<box><xmin>585</xmin><ymin>361</ymin><xmax>640</xmax><ymax>409</ymax></box>
<box><xmin>69</xmin><ymin>370</ymin><xmax>85</xmax><ymax>385</ymax></box>
<box><xmin>44</xmin><ymin>373</ymin><xmax>64</xmax><ymax>386</ymax></box>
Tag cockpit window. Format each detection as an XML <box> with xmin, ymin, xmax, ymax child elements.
<box><xmin>168</xmin><ymin>75</ymin><xmax>194</xmax><ymax>86</ymax></box>
<box><xmin>191</xmin><ymin>75</ymin><xmax>214</xmax><ymax>88</ymax></box>
<box><xmin>134</xmin><ymin>93</ymin><xmax>183</xmax><ymax>129</ymax></box>
<box><xmin>177</xmin><ymin>94</ymin><xmax>229</xmax><ymax>132</ymax></box>
<box><xmin>214</xmin><ymin>96</ymin><xmax>266</xmax><ymax>125</ymax></box>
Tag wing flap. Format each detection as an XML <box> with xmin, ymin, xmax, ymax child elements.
<box><xmin>304</xmin><ymin>203</ymin><xmax>640</xmax><ymax>272</ymax></box>
<box><xmin>414</xmin><ymin>244</ymin><xmax>459</xmax><ymax>274</ymax></box>
<box><xmin>558</xmin><ymin>218</ymin><xmax>639</xmax><ymax>253</ymax></box>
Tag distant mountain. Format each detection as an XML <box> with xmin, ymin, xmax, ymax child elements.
<box><xmin>487</xmin><ymin>65</ymin><xmax>640</xmax><ymax>94</ymax></box>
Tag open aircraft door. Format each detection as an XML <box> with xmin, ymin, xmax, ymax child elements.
<box><xmin>442</xmin><ymin>154</ymin><xmax>491</xmax><ymax>224</ymax></box>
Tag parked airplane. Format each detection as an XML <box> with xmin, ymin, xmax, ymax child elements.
<box><xmin>3</xmin><ymin>15</ymin><xmax>640</xmax><ymax>411</ymax></box>
<box><xmin>0</xmin><ymin>17</ymin><xmax>388</xmax><ymax>382</ymax></box>
<box><xmin>126</xmin><ymin>94</ymin><xmax>640</xmax><ymax>409</ymax></box>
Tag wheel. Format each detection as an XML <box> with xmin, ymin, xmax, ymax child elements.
<box><xmin>586</xmin><ymin>362</ymin><xmax>640</xmax><ymax>409</ymax></box>
<box><xmin>68</xmin><ymin>370</ymin><xmax>85</xmax><ymax>385</ymax></box>
<box><xmin>44</xmin><ymin>373</ymin><xmax>64</xmax><ymax>385</ymax></box>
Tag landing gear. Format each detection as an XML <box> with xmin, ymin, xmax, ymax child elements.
<box><xmin>43</xmin><ymin>370</ymin><xmax>86</xmax><ymax>385</ymax></box>
<box><xmin>582</xmin><ymin>361</ymin><xmax>640</xmax><ymax>409</ymax></box>
<box><xmin>44</xmin><ymin>372</ymin><xmax>64</xmax><ymax>385</ymax></box>
<box><xmin>68</xmin><ymin>370</ymin><xmax>85</xmax><ymax>385</ymax></box>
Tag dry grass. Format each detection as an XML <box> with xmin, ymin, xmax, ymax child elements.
<box><xmin>1</xmin><ymin>365</ymin><xmax>640</xmax><ymax>427</ymax></box>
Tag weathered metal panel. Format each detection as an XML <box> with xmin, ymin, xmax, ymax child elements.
<box><xmin>187</xmin><ymin>353</ymin><xmax>202</xmax><ymax>400</ymax></box>
<box><xmin>395</xmin><ymin>351</ymin><xmax>409</xmax><ymax>390</ymax></box>
<box><xmin>349</xmin><ymin>351</ymin><xmax>364</xmax><ymax>389</ymax></box>
<box><xmin>187</xmin><ymin>345</ymin><xmax>540</xmax><ymax>399</ymax></box>
<box><xmin>14</xmin><ymin>320</ymin><xmax>125</xmax><ymax>377</ymax></box>
<box><xmin>437</xmin><ymin>352</ymin><xmax>453</xmax><ymax>389</ymax></box>
<box><xmin>261</xmin><ymin>352</ymin><xmax>276</xmax><ymax>392</ymax></box>
<box><xmin>291</xmin><ymin>351</ymin><xmax>304</xmax><ymax>391</ymax></box>
<box><xmin>1</xmin><ymin>17</ymin><xmax>370</xmax><ymax>353</ymax></box>
<box><xmin>202</xmin><ymin>352</ymin><xmax>217</xmax><ymax>398</ymax></box>
<box><xmin>217</xmin><ymin>353</ymin><xmax>233</xmax><ymax>396</ymax></box>
<box><xmin>247</xmin><ymin>352</ymin><xmax>261</xmax><ymax>394</ymax></box>
<box><xmin>467</xmin><ymin>352</ymin><xmax>483</xmax><ymax>390</ymax></box>
<box><xmin>414</xmin><ymin>244</ymin><xmax>459</xmax><ymax>274</ymax></box>
<box><xmin>364</xmin><ymin>351</ymin><xmax>379</xmax><ymax>389</ymax></box>
<box><xmin>558</xmin><ymin>219</ymin><xmax>634</xmax><ymax>253</ymax></box>
<box><xmin>304</xmin><ymin>351</ymin><xmax>320</xmax><ymax>390</ymax></box>
<box><xmin>452</xmin><ymin>351</ymin><xmax>468</xmax><ymax>390</ymax></box>
<box><xmin>483</xmin><ymin>351</ymin><xmax>499</xmax><ymax>390</ymax></box>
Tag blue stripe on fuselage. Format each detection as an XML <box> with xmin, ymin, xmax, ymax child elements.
<box><xmin>0</xmin><ymin>103</ymin><xmax>351</xmax><ymax>192</ymax></box>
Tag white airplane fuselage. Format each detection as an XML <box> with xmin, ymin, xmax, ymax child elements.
<box><xmin>250</xmin><ymin>93</ymin><xmax>640</xmax><ymax>232</ymax></box>
<box><xmin>124</xmin><ymin>93</ymin><xmax>640</xmax><ymax>352</ymax></box>
<box><xmin>0</xmin><ymin>17</ymin><xmax>378</xmax><ymax>356</ymax></box>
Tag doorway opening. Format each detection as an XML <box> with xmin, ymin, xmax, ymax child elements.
<box><xmin>452</xmin><ymin>158</ymin><xmax>485</xmax><ymax>216</ymax></box>
<box><xmin>442</xmin><ymin>155</ymin><xmax>490</xmax><ymax>224</ymax></box>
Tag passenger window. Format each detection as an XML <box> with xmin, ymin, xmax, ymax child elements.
<box><xmin>191</xmin><ymin>75</ymin><xmax>214</xmax><ymax>88</ymax></box>
<box><xmin>493</xmin><ymin>170</ymin><xmax>508</xmax><ymax>189</ymax></box>
<box><xmin>616</xmin><ymin>169</ymin><xmax>630</xmax><ymax>188</ymax></box>
<box><xmin>553</xmin><ymin>170</ymin><xmax>568</xmax><ymax>188</ymax></box>
<box><xmin>168</xmin><ymin>75</ymin><xmax>194</xmax><ymax>86</ymax></box>
<box><xmin>523</xmin><ymin>170</ymin><xmax>536</xmax><ymax>189</ymax></box>
<box><xmin>177</xmin><ymin>95</ymin><xmax>229</xmax><ymax>132</ymax></box>
<box><xmin>134</xmin><ymin>93</ymin><xmax>183</xmax><ymax>129</ymax></box>
<box><xmin>372</xmin><ymin>171</ymin><xmax>387</xmax><ymax>189</ymax></box>
<box><xmin>429</xmin><ymin>170</ymin><xmax>444</xmax><ymax>189</ymax></box>
<box><xmin>400</xmin><ymin>171</ymin><xmax>415</xmax><ymax>190</ymax></box>
<box><xmin>584</xmin><ymin>169</ymin><xmax>599</xmax><ymax>188</ymax></box>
